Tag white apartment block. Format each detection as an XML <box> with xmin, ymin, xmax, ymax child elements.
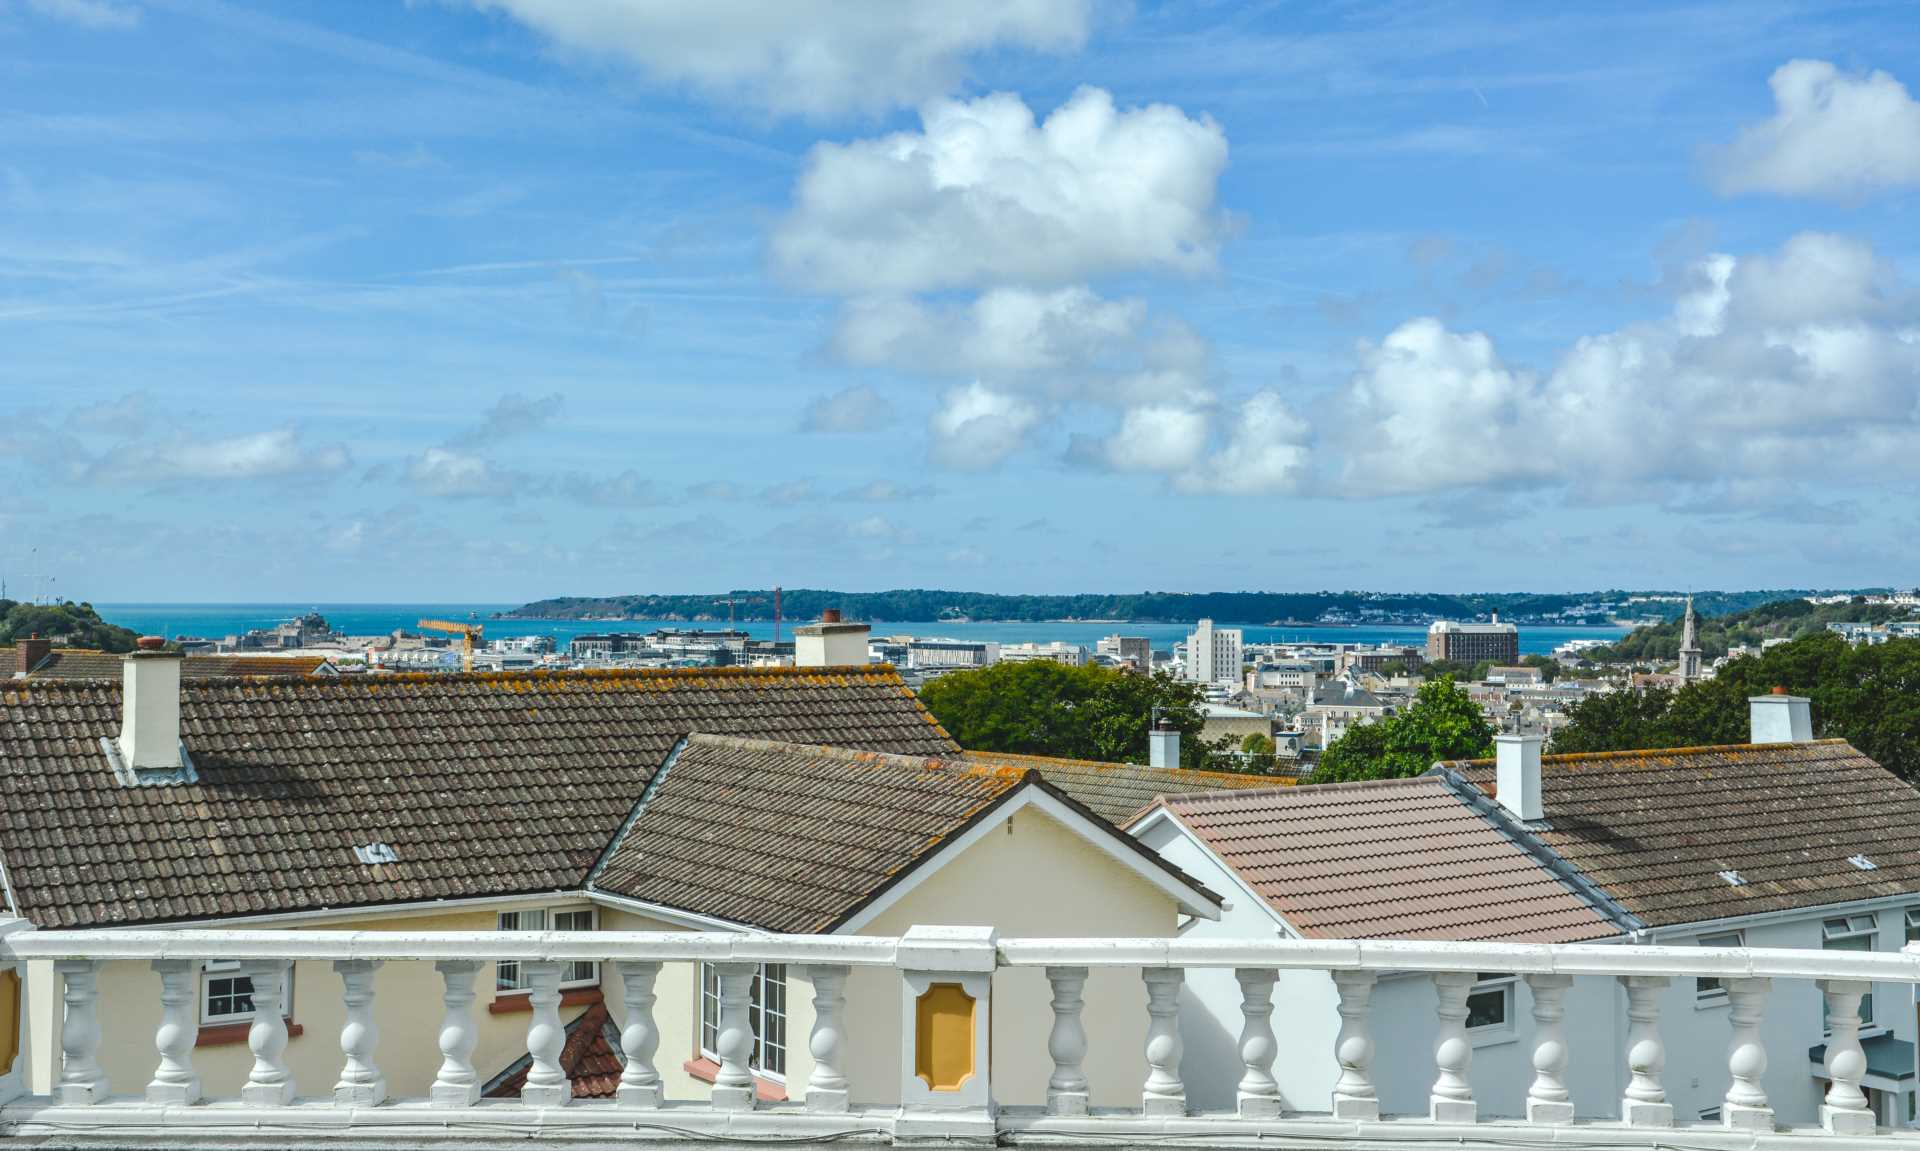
<box><xmin>1183</xmin><ymin>618</ymin><xmax>1243</xmax><ymax>686</ymax></box>
<box><xmin>998</xmin><ymin>641</ymin><xmax>1089</xmax><ymax>667</ymax></box>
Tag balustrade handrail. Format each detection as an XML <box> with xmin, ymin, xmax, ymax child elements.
<box><xmin>5</xmin><ymin>927</ymin><xmax>1916</xmax><ymax>984</ymax></box>
<box><xmin>0</xmin><ymin>928</ymin><xmax>901</xmax><ymax>965</ymax></box>
<box><xmin>998</xmin><ymin>936</ymin><xmax>1920</xmax><ymax>982</ymax></box>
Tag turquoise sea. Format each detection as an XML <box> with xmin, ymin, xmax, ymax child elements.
<box><xmin>94</xmin><ymin>604</ymin><xmax>1627</xmax><ymax>657</ymax></box>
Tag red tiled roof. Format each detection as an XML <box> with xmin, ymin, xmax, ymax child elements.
<box><xmin>1156</xmin><ymin>777</ymin><xmax>1619</xmax><ymax>943</ymax></box>
<box><xmin>1448</xmin><ymin>739</ymin><xmax>1920</xmax><ymax>929</ymax></box>
<box><xmin>484</xmin><ymin>1000</ymin><xmax>623</xmax><ymax>1100</ymax></box>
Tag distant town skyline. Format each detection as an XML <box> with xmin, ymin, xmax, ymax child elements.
<box><xmin>4</xmin><ymin>1</ymin><xmax>1919</xmax><ymax>601</ymax></box>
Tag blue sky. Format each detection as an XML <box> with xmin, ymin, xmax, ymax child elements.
<box><xmin>4</xmin><ymin>0</ymin><xmax>1920</xmax><ymax>601</ymax></box>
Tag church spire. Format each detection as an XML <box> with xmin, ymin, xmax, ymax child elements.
<box><xmin>1678</xmin><ymin>595</ymin><xmax>1702</xmax><ymax>681</ymax></box>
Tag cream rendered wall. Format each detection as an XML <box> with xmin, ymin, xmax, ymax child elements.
<box><xmin>845</xmin><ymin>806</ymin><xmax>1180</xmax><ymax>1109</ymax></box>
<box><xmin>63</xmin><ymin>900</ymin><xmax>630</xmax><ymax>1100</ymax></box>
<box><xmin>595</xmin><ymin>905</ymin><xmax>707</xmax><ymax>1101</ymax></box>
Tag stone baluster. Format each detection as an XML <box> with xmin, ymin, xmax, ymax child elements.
<box><xmin>1043</xmin><ymin>966</ymin><xmax>1090</xmax><ymax>1116</ymax></box>
<box><xmin>431</xmin><ymin>959</ymin><xmax>484</xmax><ymax>1106</ymax></box>
<box><xmin>1819</xmin><ymin>979</ymin><xmax>1874</xmax><ymax>1135</ymax></box>
<box><xmin>1141</xmin><ymin>966</ymin><xmax>1186</xmax><ymax>1117</ymax></box>
<box><xmin>711</xmin><ymin>962</ymin><xmax>759</xmax><ymax>1111</ymax></box>
<box><xmin>1235</xmin><ymin>968</ymin><xmax>1284</xmax><ymax>1119</ymax></box>
<box><xmin>240</xmin><ymin>959</ymin><xmax>295</xmax><ymax>1105</ymax></box>
<box><xmin>1525</xmin><ymin>973</ymin><xmax>1573</xmax><ymax>1124</ymax></box>
<box><xmin>53</xmin><ymin>959</ymin><xmax>108</xmax><ymax>1105</ymax></box>
<box><xmin>1618</xmin><ymin>975</ymin><xmax>1673</xmax><ymax>1127</ymax></box>
<box><xmin>520</xmin><ymin>960</ymin><xmax>571</xmax><ymax>1107</ymax></box>
<box><xmin>333</xmin><ymin>959</ymin><xmax>385</xmax><ymax>1106</ymax></box>
<box><xmin>616</xmin><ymin>961</ymin><xmax>664</xmax><ymax>1108</ymax></box>
<box><xmin>1330</xmin><ymin>970</ymin><xmax>1379</xmax><ymax>1120</ymax></box>
<box><xmin>1722</xmin><ymin>977</ymin><xmax>1773</xmax><ymax>1130</ymax></box>
<box><xmin>147</xmin><ymin>959</ymin><xmax>202</xmax><ymax>1105</ymax></box>
<box><xmin>805</xmin><ymin>964</ymin><xmax>852</xmax><ymax>1113</ymax></box>
<box><xmin>1429</xmin><ymin>972</ymin><xmax>1476</xmax><ymax>1123</ymax></box>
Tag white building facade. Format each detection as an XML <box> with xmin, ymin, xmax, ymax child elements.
<box><xmin>1183</xmin><ymin>619</ymin><xmax>1244</xmax><ymax>686</ymax></box>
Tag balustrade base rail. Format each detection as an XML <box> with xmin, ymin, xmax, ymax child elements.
<box><xmin>2</xmin><ymin>1099</ymin><xmax>1919</xmax><ymax>1151</ymax></box>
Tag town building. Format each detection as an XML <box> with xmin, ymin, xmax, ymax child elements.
<box><xmin>1306</xmin><ymin>674</ymin><xmax>1391</xmax><ymax>746</ymax></box>
<box><xmin>1197</xmin><ymin>702</ymin><xmax>1272</xmax><ymax>747</ymax></box>
<box><xmin>1426</xmin><ymin>618</ymin><xmax>1520</xmax><ymax>665</ymax></box>
<box><xmin>1135</xmin><ymin>694</ymin><xmax>1920</xmax><ymax>1127</ymax></box>
<box><xmin>1182</xmin><ymin>619</ymin><xmax>1243</xmax><ymax>686</ymax></box>
<box><xmin>905</xmin><ymin>639</ymin><xmax>999</xmax><ymax>671</ymax></box>
<box><xmin>1095</xmin><ymin>635</ymin><xmax>1151</xmax><ymax>671</ymax></box>
<box><xmin>999</xmin><ymin>641</ymin><xmax>1090</xmax><ymax>667</ymax></box>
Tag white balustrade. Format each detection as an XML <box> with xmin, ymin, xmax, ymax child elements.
<box><xmin>1330</xmin><ymin>969</ymin><xmax>1379</xmax><ymax>1120</ymax></box>
<box><xmin>147</xmin><ymin>958</ymin><xmax>200</xmax><ymax>1105</ymax></box>
<box><xmin>805</xmin><ymin>963</ymin><xmax>851</xmax><ymax>1113</ymax></box>
<box><xmin>430</xmin><ymin>958</ymin><xmax>483</xmax><ymax>1106</ymax></box>
<box><xmin>519</xmin><ymin>960</ymin><xmax>571</xmax><ymax>1107</ymax></box>
<box><xmin>1722</xmin><ymin>977</ymin><xmax>1773</xmax><ymax>1131</ymax></box>
<box><xmin>1043</xmin><ymin>965</ymin><xmax>1090</xmax><ymax>1117</ymax></box>
<box><xmin>1618</xmin><ymin>974</ymin><xmax>1672</xmax><ymax>1127</ymax></box>
<box><xmin>333</xmin><ymin>959</ymin><xmax>385</xmax><ymax>1106</ymax></box>
<box><xmin>239</xmin><ymin>959</ymin><xmax>294</xmax><ymax>1106</ymax></box>
<box><xmin>1525</xmin><ymin>972</ymin><xmax>1573</xmax><ymax>1125</ymax></box>
<box><xmin>1141</xmin><ymin>966</ymin><xmax>1187</xmax><ymax>1117</ymax></box>
<box><xmin>1234</xmin><ymin>967</ymin><xmax>1283</xmax><ymax>1119</ymax></box>
<box><xmin>710</xmin><ymin>961</ymin><xmax>758</xmax><ymax>1112</ymax></box>
<box><xmin>7</xmin><ymin>924</ymin><xmax>1920</xmax><ymax>1145</ymax></box>
<box><xmin>616</xmin><ymin>960</ymin><xmax>664</xmax><ymax>1108</ymax></box>
<box><xmin>54</xmin><ymin>959</ymin><xmax>107</xmax><ymax>1106</ymax></box>
<box><xmin>1428</xmin><ymin>971</ymin><xmax>1475</xmax><ymax>1123</ymax></box>
<box><xmin>1820</xmin><ymin>979</ymin><xmax>1874</xmax><ymax>1135</ymax></box>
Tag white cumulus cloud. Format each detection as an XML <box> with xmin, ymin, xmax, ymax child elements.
<box><xmin>928</xmin><ymin>382</ymin><xmax>1042</xmax><ymax>470</ymax></box>
<box><xmin>774</xmin><ymin>87</ymin><xmax>1229</xmax><ymax>295</ymax></box>
<box><xmin>832</xmin><ymin>287</ymin><xmax>1145</xmax><ymax>380</ymax></box>
<box><xmin>465</xmin><ymin>0</ymin><xmax>1094</xmax><ymax>119</ymax></box>
<box><xmin>1712</xmin><ymin>59</ymin><xmax>1920</xmax><ymax>198</ymax></box>
<box><xmin>799</xmin><ymin>384</ymin><xmax>896</xmax><ymax>434</ymax></box>
<box><xmin>82</xmin><ymin>428</ymin><xmax>350</xmax><ymax>486</ymax></box>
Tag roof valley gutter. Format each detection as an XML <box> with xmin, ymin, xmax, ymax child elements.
<box><xmin>1430</xmin><ymin>765</ymin><xmax>1644</xmax><ymax>938</ymax></box>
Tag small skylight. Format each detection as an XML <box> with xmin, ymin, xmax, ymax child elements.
<box><xmin>1848</xmin><ymin>854</ymin><xmax>1878</xmax><ymax>872</ymax></box>
<box><xmin>353</xmin><ymin>842</ymin><xmax>399</xmax><ymax>865</ymax></box>
<box><xmin>1717</xmin><ymin>869</ymin><xmax>1746</xmax><ymax>887</ymax></box>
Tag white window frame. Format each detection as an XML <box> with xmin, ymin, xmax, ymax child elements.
<box><xmin>201</xmin><ymin>959</ymin><xmax>293</xmax><ymax>1026</ymax></box>
<box><xmin>1824</xmin><ymin>913</ymin><xmax>1879</xmax><ymax>1032</ymax></box>
<box><xmin>699</xmin><ymin>962</ymin><xmax>788</xmax><ymax>1081</ymax></box>
<box><xmin>496</xmin><ymin>906</ymin><xmax>599</xmax><ymax>995</ymax></box>
<box><xmin>1696</xmin><ymin>930</ymin><xmax>1743</xmax><ymax>1006</ymax></box>
<box><xmin>1466</xmin><ymin>973</ymin><xmax>1517</xmax><ymax>1044</ymax></box>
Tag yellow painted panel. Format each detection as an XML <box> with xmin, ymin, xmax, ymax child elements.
<box><xmin>914</xmin><ymin>983</ymin><xmax>975</xmax><ymax>1092</ymax></box>
<box><xmin>0</xmin><ymin>968</ymin><xmax>19</xmax><ymax>1077</ymax></box>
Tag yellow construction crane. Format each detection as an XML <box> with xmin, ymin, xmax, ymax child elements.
<box><xmin>418</xmin><ymin>619</ymin><xmax>483</xmax><ymax>672</ymax></box>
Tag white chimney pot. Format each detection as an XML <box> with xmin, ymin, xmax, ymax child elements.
<box><xmin>793</xmin><ymin>620</ymin><xmax>872</xmax><ymax>668</ymax></box>
<box><xmin>1494</xmin><ymin>732</ymin><xmax>1544</xmax><ymax>822</ymax></box>
<box><xmin>1749</xmin><ymin>692</ymin><xmax>1813</xmax><ymax>744</ymax></box>
<box><xmin>120</xmin><ymin>646</ymin><xmax>185</xmax><ymax>771</ymax></box>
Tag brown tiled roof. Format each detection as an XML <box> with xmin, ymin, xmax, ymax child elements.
<box><xmin>1449</xmin><ymin>739</ymin><xmax>1920</xmax><ymax>929</ymax></box>
<box><xmin>0</xmin><ymin>667</ymin><xmax>957</xmax><ymax>929</ymax></box>
<box><xmin>5</xmin><ymin>648</ymin><xmax>333</xmax><ymax>680</ymax></box>
<box><xmin>960</xmin><ymin>750</ymin><xmax>1290</xmax><ymax>825</ymax></box>
<box><xmin>1156</xmin><ymin>777</ymin><xmax>1618</xmax><ymax>942</ymax></box>
<box><xmin>590</xmin><ymin>735</ymin><xmax>1221</xmax><ymax>933</ymax></box>
<box><xmin>484</xmin><ymin>1000</ymin><xmax>623</xmax><ymax>1100</ymax></box>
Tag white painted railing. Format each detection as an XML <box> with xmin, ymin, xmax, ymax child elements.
<box><xmin>0</xmin><ymin>921</ymin><xmax>1916</xmax><ymax>1147</ymax></box>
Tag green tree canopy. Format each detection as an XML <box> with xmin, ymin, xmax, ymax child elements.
<box><xmin>1312</xmin><ymin>675</ymin><xmax>1495</xmax><ymax>783</ymax></box>
<box><xmin>0</xmin><ymin>600</ymin><xmax>140</xmax><ymax>653</ymax></box>
<box><xmin>918</xmin><ymin>662</ymin><xmax>1217</xmax><ymax>768</ymax></box>
<box><xmin>1550</xmin><ymin>631</ymin><xmax>1920</xmax><ymax>782</ymax></box>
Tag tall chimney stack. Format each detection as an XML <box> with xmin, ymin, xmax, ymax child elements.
<box><xmin>793</xmin><ymin>611</ymin><xmax>870</xmax><ymax>668</ymax></box>
<box><xmin>120</xmin><ymin>637</ymin><xmax>185</xmax><ymax>772</ymax></box>
<box><xmin>1494</xmin><ymin>732</ymin><xmax>1544</xmax><ymax>821</ymax></box>
<box><xmin>1749</xmin><ymin>687</ymin><xmax>1813</xmax><ymax>744</ymax></box>
<box><xmin>15</xmin><ymin>635</ymin><xmax>49</xmax><ymax>677</ymax></box>
<box><xmin>1148</xmin><ymin>718</ymin><xmax>1181</xmax><ymax>770</ymax></box>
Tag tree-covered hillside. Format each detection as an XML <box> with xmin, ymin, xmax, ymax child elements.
<box><xmin>1591</xmin><ymin>597</ymin><xmax>1913</xmax><ymax>663</ymax></box>
<box><xmin>0</xmin><ymin>600</ymin><xmax>142</xmax><ymax>652</ymax></box>
<box><xmin>506</xmin><ymin>587</ymin><xmax>1821</xmax><ymax>625</ymax></box>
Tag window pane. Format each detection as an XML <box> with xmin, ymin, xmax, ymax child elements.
<box><xmin>700</xmin><ymin>963</ymin><xmax>719</xmax><ymax>1056</ymax></box>
<box><xmin>1466</xmin><ymin>987</ymin><xmax>1506</xmax><ymax>1029</ymax></box>
<box><xmin>207</xmin><ymin>974</ymin><xmax>255</xmax><ymax>1020</ymax></box>
<box><xmin>761</xmin><ymin>964</ymin><xmax>787</xmax><ymax>1075</ymax></box>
